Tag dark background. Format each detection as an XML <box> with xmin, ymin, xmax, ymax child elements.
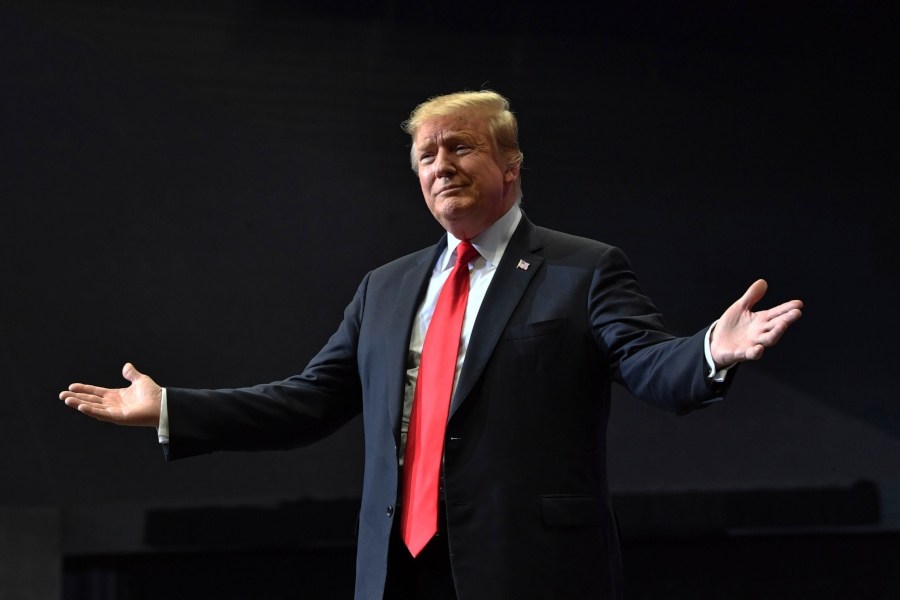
<box><xmin>2</xmin><ymin>1</ymin><xmax>898</xmax><ymax>598</ymax></box>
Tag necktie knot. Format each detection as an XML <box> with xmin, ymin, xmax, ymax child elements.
<box><xmin>455</xmin><ymin>241</ymin><xmax>479</xmax><ymax>268</ymax></box>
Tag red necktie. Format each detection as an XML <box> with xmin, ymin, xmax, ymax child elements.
<box><xmin>401</xmin><ymin>240</ymin><xmax>479</xmax><ymax>557</ymax></box>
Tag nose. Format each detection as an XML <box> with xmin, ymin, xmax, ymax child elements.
<box><xmin>433</xmin><ymin>148</ymin><xmax>457</xmax><ymax>178</ymax></box>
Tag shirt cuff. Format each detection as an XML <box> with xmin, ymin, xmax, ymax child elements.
<box><xmin>704</xmin><ymin>321</ymin><xmax>732</xmax><ymax>383</ymax></box>
<box><xmin>157</xmin><ymin>387</ymin><xmax>169</xmax><ymax>444</ymax></box>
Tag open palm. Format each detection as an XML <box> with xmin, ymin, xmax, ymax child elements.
<box><xmin>60</xmin><ymin>362</ymin><xmax>162</xmax><ymax>427</ymax></box>
<box><xmin>710</xmin><ymin>279</ymin><xmax>803</xmax><ymax>369</ymax></box>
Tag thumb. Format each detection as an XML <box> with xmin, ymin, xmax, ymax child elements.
<box><xmin>739</xmin><ymin>279</ymin><xmax>768</xmax><ymax>311</ymax></box>
<box><xmin>122</xmin><ymin>362</ymin><xmax>142</xmax><ymax>383</ymax></box>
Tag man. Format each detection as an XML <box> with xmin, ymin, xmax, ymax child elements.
<box><xmin>61</xmin><ymin>90</ymin><xmax>803</xmax><ymax>599</ymax></box>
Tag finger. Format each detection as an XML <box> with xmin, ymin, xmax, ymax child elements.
<box><xmin>66</xmin><ymin>383</ymin><xmax>113</xmax><ymax>397</ymax></box>
<box><xmin>786</xmin><ymin>306</ymin><xmax>803</xmax><ymax>323</ymax></box>
<box><xmin>761</xmin><ymin>300</ymin><xmax>804</xmax><ymax>320</ymax></box>
<box><xmin>62</xmin><ymin>391</ymin><xmax>108</xmax><ymax>406</ymax></box>
<box><xmin>774</xmin><ymin>306</ymin><xmax>803</xmax><ymax>326</ymax></box>
<box><xmin>777</xmin><ymin>303</ymin><xmax>804</xmax><ymax>321</ymax></box>
<box><xmin>62</xmin><ymin>395</ymin><xmax>85</xmax><ymax>409</ymax></box>
<box><xmin>757</xmin><ymin>307</ymin><xmax>803</xmax><ymax>338</ymax></box>
<box><xmin>756</xmin><ymin>309</ymin><xmax>804</xmax><ymax>347</ymax></box>
<box><xmin>74</xmin><ymin>402</ymin><xmax>117</xmax><ymax>422</ymax></box>
<box><xmin>745</xmin><ymin>344</ymin><xmax>765</xmax><ymax>361</ymax></box>
<box><xmin>763</xmin><ymin>313</ymin><xmax>798</xmax><ymax>343</ymax></box>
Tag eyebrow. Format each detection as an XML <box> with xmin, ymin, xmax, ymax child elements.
<box><xmin>416</xmin><ymin>131</ymin><xmax>481</xmax><ymax>152</ymax></box>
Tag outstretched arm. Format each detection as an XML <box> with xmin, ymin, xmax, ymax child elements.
<box><xmin>60</xmin><ymin>362</ymin><xmax>162</xmax><ymax>427</ymax></box>
<box><xmin>710</xmin><ymin>279</ymin><xmax>803</xmax><ymax>371</ymax></box>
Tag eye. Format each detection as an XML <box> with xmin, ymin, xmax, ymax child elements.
<box><xmin>418</xmin><ymin>153</ymin><xmax>434</xmax><ymax>165</ymax></box>
<box><xmin>455</xmin><ymin>145</ymin><xmax>471</xmax><ymax>155</ymax></box>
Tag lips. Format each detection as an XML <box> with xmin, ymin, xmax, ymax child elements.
<box><xmin>436</xmin><ymin>184</ymin><xmax>465</xmax><ymax>195</ymax></box>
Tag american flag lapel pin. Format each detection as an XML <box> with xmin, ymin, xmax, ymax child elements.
<box><xmin>516</xmin><ymin>259</ymin><xmax>530</xmax><ymax>271</ymax></box>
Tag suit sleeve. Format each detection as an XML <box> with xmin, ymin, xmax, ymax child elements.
<box><xmin>589</xmin><ymin>246</ymin><xmax>733</xmax><ymax>414</ymax></box>
<box><xmin>164</xmin><ymin>273</ymin><xmax>371</xmax><ymax>460</ymax></box>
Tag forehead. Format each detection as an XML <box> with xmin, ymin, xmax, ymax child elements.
<box><xmin>413</xmin><ymin>115</ymin><xmax>491</xmax><ymax>146</ymax></box>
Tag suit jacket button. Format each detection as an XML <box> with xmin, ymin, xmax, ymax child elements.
<box><xmin>386</xmin><ymin>506</ymin><xmax>394</xmax><ymax>517</ymax></box>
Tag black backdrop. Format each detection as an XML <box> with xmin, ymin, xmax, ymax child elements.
<box><xmin>2</xmin><ymin>1</ymin><xmax>899</xmax><ymax>597</ymax></box>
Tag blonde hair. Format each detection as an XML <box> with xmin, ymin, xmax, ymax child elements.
<box><xmin>402</xmin><ymin>90</ymin><xmax>524</xmax><ymax>174</ymax></box>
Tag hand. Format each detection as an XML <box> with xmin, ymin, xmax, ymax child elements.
<box><xmin>60</xmin><ymin>362</ymin><xmax>163</xmax><ymax>427</ymax></box>
<box><xmin>710</xmin><ymin>279</ymin><xmax>803</xmax><ymax>370</ymax></box>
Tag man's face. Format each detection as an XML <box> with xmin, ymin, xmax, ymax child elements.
<box><xmin>414</xmin><ymin>115</ymin><xmax>518</xmax><ymax>240</ymax></box>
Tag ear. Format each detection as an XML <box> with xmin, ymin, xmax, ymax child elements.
<box><xmin>504</xmin><ymin>162</ymin><xmax>521</xmax><ymax>183</ymax></box>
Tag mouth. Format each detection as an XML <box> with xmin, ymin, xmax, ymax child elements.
<box><xmin>436</xmin><ymin>184</ymin><xmax>465</xmax><ymax>196</ymax></box>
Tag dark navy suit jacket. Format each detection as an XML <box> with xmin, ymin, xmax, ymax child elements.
<box><xmin>166</xmin><ymin>216</ymin><xmax>731</xmax><ymax>599</ymax></box>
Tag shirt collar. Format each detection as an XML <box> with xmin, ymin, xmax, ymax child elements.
<box><xmin>440</xmin><ymin>204</ymin><xmax>523</xmax><ymax>271</ymax></box>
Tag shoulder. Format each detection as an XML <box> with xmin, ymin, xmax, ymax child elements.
<box><xmin>536</xmin><ymin>225</ymin><xmax>612</xmax><ymax>252</ymax></box>
<box><xmin>353</xmin><ymin>241</ymin><xmax>441</xmax><ymax>300</ymax></box>
<box><xmin>514</xmin><ymin>213</ymin><xmax>615</xmax><ymax>255</ymax></box>
<box><xmin>368</xmin><ymin>243</ymin><xmax>439</xmax><ymax>278</ymax></box>
<box><xmin>526</xmin><ymin>222</ymin><xmax>626</xmax><ymax>268</ymax></box>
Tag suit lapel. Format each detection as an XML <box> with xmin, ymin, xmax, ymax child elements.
<box><xmin>386</xmin><ymin>239</ymin><xmax>446</xmax><ymax>440</ymax></box>
<box><xmin>450</xmin><ymin>217</ymin><xmax>544</xmax><ymax>417</ymax></box>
